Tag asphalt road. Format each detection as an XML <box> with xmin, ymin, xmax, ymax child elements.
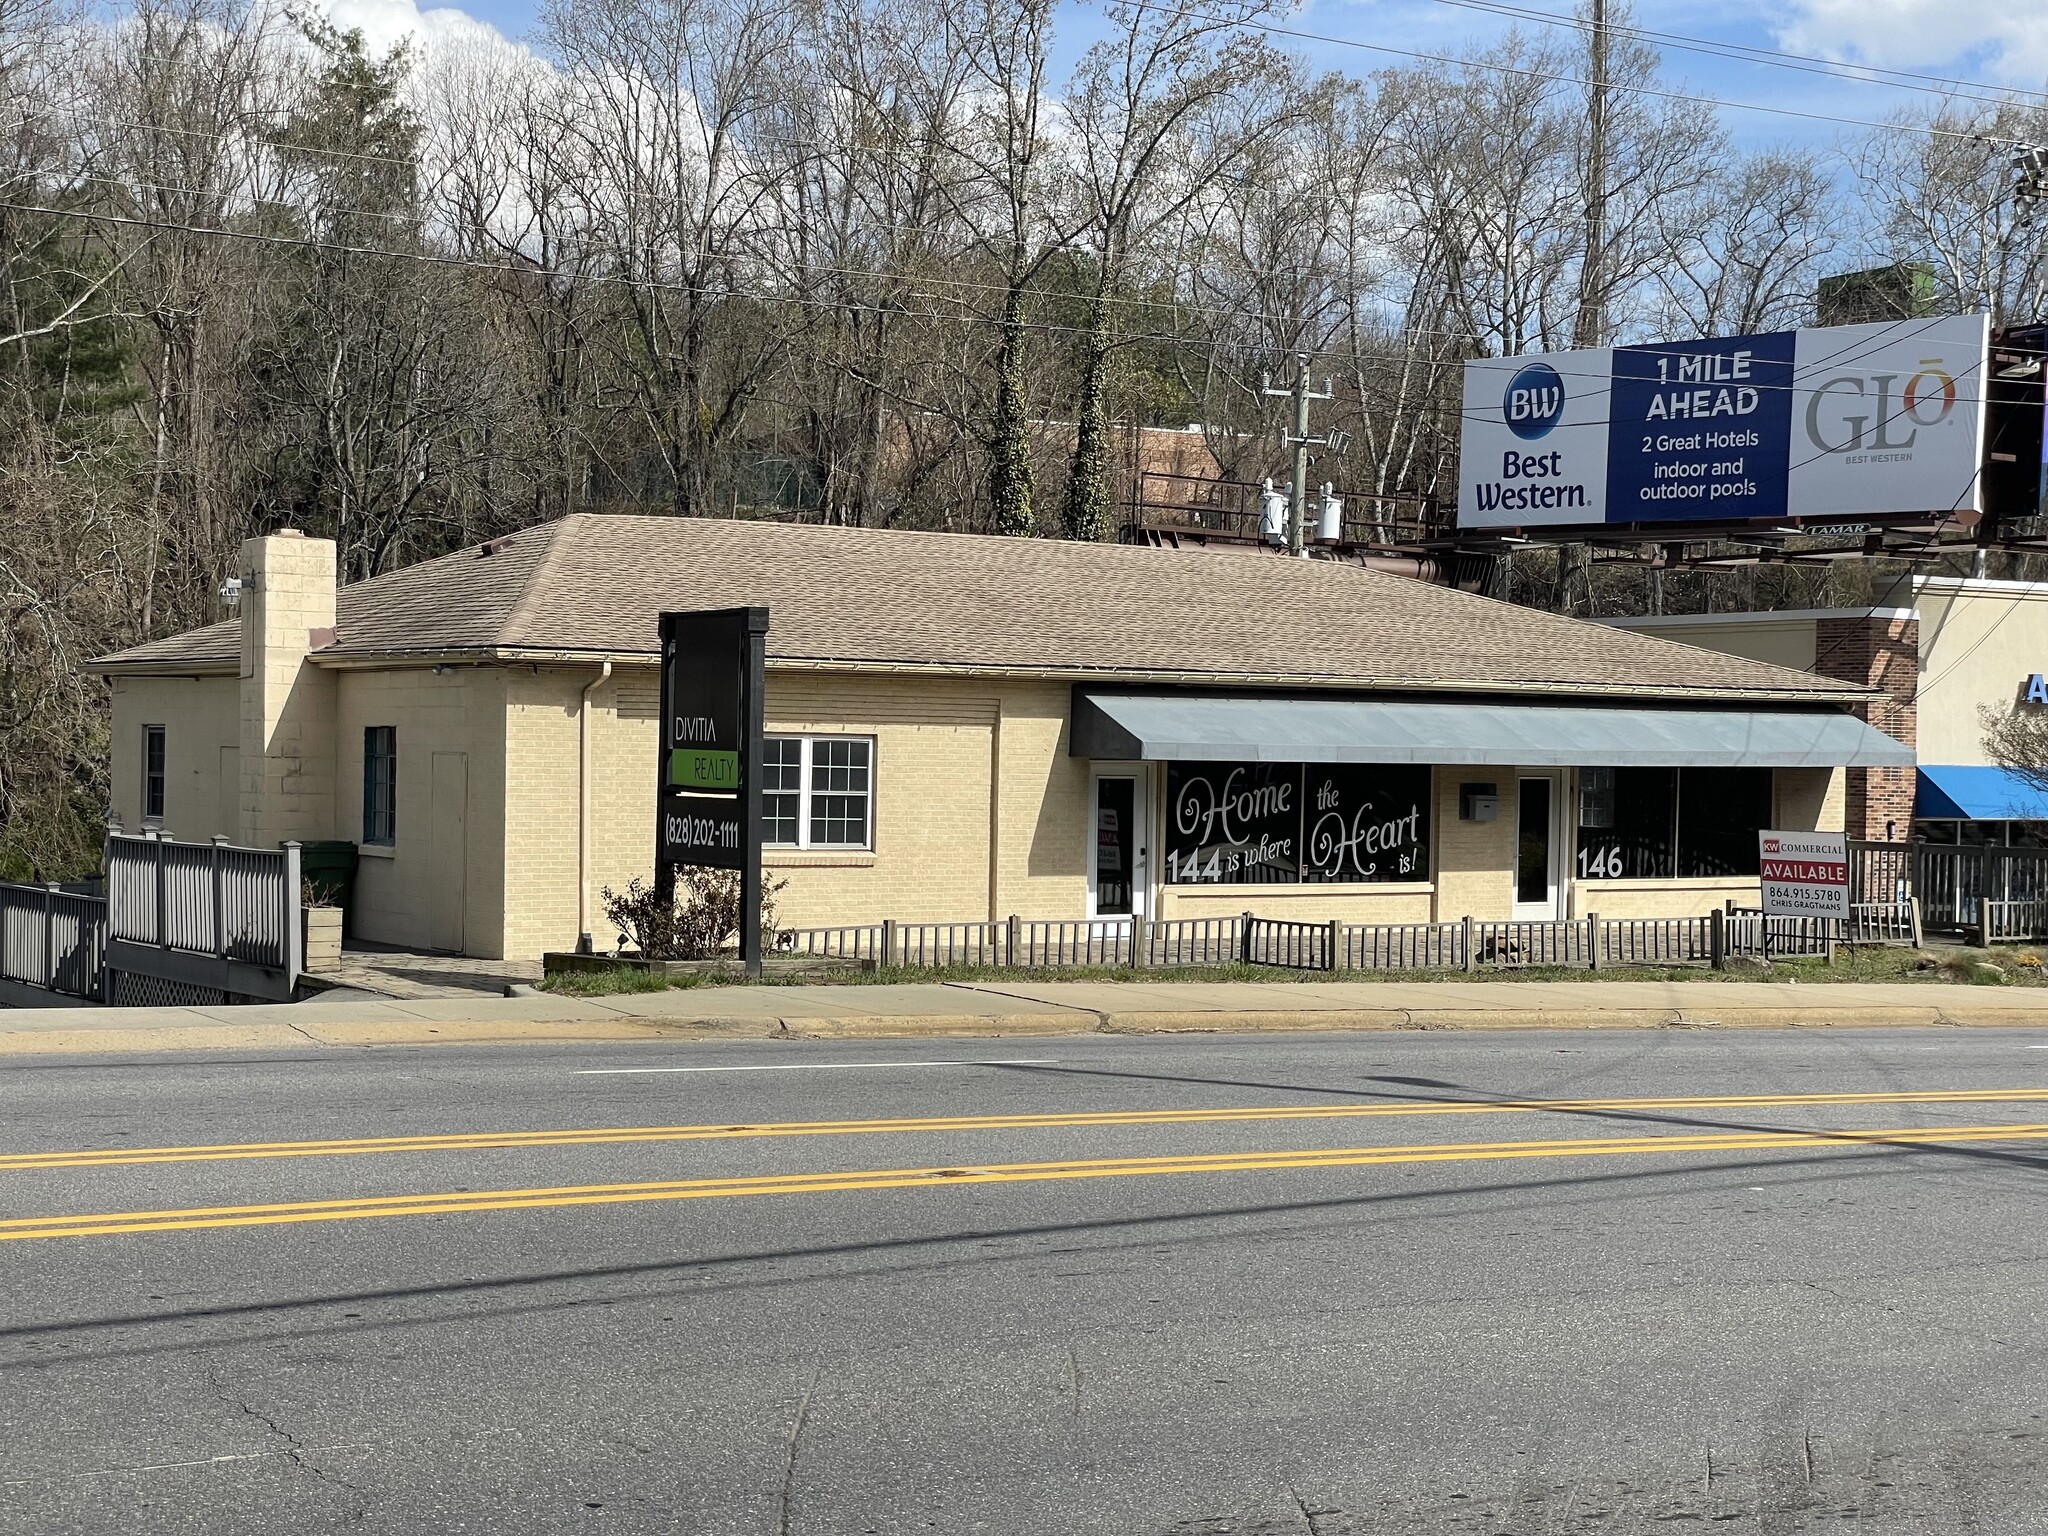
<box><xmin>6</xmin><ymin>1026</ymin><xmax>2048</xmax><ymax>1535</ymax></box>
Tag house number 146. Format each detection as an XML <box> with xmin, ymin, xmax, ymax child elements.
<box><xmin>1577</xmin><ymin>845</ymin><xmax>1623</xmax><ymax>879</ymax></box>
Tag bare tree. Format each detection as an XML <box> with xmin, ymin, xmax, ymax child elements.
<box><xmin>1055</xmin><ymin>2</ymin><xmax>1289</xmax><ymax>540</ymax></box>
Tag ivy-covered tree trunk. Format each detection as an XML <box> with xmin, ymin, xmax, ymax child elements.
<box><xmin>1061</xmin><ymin>300</ymin><xmax>1113</xmax><ymax>541</ymax></box>
<box><xmin>989</xmin><ymin>288</ymin><xmax>1035</xmax><ymax>536</ymax></box>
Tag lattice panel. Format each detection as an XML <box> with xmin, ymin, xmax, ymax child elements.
<box><xmin>109</xmin><ymin>971</ymin><xmax>229</xmax><ymax>1008</ymax></box>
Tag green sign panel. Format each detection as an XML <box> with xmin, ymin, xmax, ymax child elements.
<box><xmin>669</xmin><ymin>747</ymin><xmax>740</xmax><ymax>791</ymax></box>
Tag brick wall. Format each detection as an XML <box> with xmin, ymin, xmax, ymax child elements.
<box><xmin>1814</xmin><ymin>615</ymin><xmax>1918</xmax><ymax>841</ymax></box>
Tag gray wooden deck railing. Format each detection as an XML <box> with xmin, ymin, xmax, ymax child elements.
<box><xmin>98</xmin><ymin>832</ymin><xmax>303</xmax><ymax>1005</ymax></box>
<box><xmin>0</xmin><ymin>882</ymin><xmax>108</xmax><ymax>1003</ymax></box>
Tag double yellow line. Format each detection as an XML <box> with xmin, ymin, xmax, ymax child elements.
<box><xmin>7</xmin><ymin>1088</ymin><xmax>2048</xmax><ymax>1172</ymax></box>
<box><xmin>5</xmin><ymin>1120</ymin><xmax>2047</xmax><ymax>1243</ymax></box>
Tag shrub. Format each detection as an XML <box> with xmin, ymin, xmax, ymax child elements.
<box><xmin>600</xmin><ymin>868</ymin><xmax>788</xmax><ymax>961</ymax></box>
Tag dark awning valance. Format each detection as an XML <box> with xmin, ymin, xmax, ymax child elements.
<box><xmin>1071</xmin><ymin>692</ymin><xmax>1913</xmax><ymax>769</ymax></box>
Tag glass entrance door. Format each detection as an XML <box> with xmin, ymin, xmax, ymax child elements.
<box><xmin>1513</xmin><ymin>774</ymin><xmax>1563</xmax><ymax>918</ymax></box>
<box><xmin>1088</xmin><ymin>771</ymin><xmax>1148</xmax><ymax>922</ymax></box>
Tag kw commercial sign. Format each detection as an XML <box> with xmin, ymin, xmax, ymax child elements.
<box><xmin>1458</xmin><ymin>314</ymin><xmax>1990</xmax><ymax>529</ymax></box>
<box><xmin>656</xmin><ymin>607</ymin><xmax>768</xmax><ymax>972</ymax></box>
<box><xmin>1758</xmin><ymin>830</ymin><xmax>1850</xmax><ymax>921</ymax></box>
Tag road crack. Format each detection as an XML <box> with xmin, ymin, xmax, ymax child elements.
<box><xmin>774</xmin><ymin>1365</ymin><xmax>821</xmax><ymax>1536</ymax></box>
<box><xmin>209</xmin><ymin>1373</ymin><xmax>365</xmax><ymax>1510</ymax></box>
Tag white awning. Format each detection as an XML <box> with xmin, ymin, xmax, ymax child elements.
<box><xmin>1070</xmin><ymin>692</ymin><xmax>1912</xmax><ymax>769</ymax></box>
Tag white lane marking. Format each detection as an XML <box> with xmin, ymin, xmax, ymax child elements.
<box><xmin>3</xmin><ymin>1445</ymin><xmax>371</xmax><ymax>1486</ymax></box>
<box><xmin>573</xmin><ymin>1058</ymin><xmax>1061</xmax><ymax>1076</ymax></box>
<box><xmin>2026</xmin><ymin>1046</ymin><xmax>2048</xmax><ymax>1050</ymax></box>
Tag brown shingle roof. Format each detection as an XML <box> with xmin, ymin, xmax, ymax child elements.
<box><xmin>89</xmin><ymin>514</ymin><xmax>1865</xmax><ymax>701</ymax></box>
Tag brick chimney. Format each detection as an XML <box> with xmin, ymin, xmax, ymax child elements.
<box><xmin>238</xmin><ymin>530</ymin><xmax>338</xmax><ymax>847</ymax></box>
<box><xmin>1813</xmin><ymin>612</ymin><xmax>1918</xmax><ymax>841</ymax></box>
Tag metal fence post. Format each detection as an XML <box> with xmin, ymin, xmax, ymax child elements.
<box><xmin>42</xmin><ymin>882</ymin><xmax>56</xmax><ymax>990</ymax></box>
<box><xmin>1005</xmin><ymin>914</ymin><xmax>1020</xmax><ymax>968</ymax></box>
<box><xmin>1240</xmin><ymin>911</ymin><xmax>1254</xmax><ymax>966</ymax></box>
<box><xmin>1710</xmin><ymin>908</ymin><xmax>1726</xmax><ymax>970</ymax></box>
<box><xmin>1461</xmin><ymin>915</ymin><xmax>1475</xmax><ymax>973</ymax></box>
<box><xmin>283</xmin><ymin>841</ymin><xmax>304</xmax><ymax>985</ymax></box>
<box><xmin>1325</xmin><ymin>919</ymin><xmax>1340</xmax><ymax>972</ymax></box>
<box><xmin>1587</xmin><ymin>912</ymin><xmax>1600</xmax><ymax>971</ymax></box>
<box><xmin>881</xmin><ymin>918</ymin><xmax>897</xmax><ymax>969</ymax></box>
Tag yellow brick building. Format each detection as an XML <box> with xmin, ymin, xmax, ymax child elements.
<box><xmin>89</xmin><ymin>517</ymin><xmax>1906</xmax><ymax>961</ymax></box>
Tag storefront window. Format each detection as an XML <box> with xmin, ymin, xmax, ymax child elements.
<box><xmin>1678</xmin><ymin>767</ymin><xmax>1770</xmax><ymax>876</ymax></box>
<box><xmin>1575</xmin><ymin>768</ymin><xmax>1676</xmax><ymax>879</ymax></box>
<box><xmin>1576</xmin><ymin>766</ymin><xmax>1769</xmax><ymax>879</ymax></box>
<box><xmin>1165</xmin><ymin>762</ymin><xmax>1429</xmax><ymax>885</ymax></box>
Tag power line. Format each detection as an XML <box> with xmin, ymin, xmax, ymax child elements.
<box><xmin>1424</xmin><ymin>0</ymin><xmax>2048</xmax><ymax>110</ymax></box>
<box><xmin>0</xmin><ymin>197</ymin><xmax>1378</xmax><ymax>353</ymax></box>
<box><xmin>21</xmin><ymin>182</ymin><xmax>2015</xmax><ymax>402</ymax></box>
<box><xmin>1122</xmin><ymin>0</ymin><xmax>2048</xmax><ymax>147</ymax></box>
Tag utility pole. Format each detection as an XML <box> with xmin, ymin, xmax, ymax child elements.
<box><xmin>1263</xmin><ymin>356</ymin><xmax>1338</xmax><ymax>555</ymax></box>
<box><xmin>1573</xmin><ymin>0</ymin><xmax>1608</xmax><ymax>352</ymax></box>
<box><xmin>1556</xmin><ymin>0</ymin><xmax>1608</xmax><ymax>614</ymax></box>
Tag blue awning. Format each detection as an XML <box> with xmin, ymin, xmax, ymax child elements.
<box><xmin>1916</xmin><ymin>765</ymin><xmax>2048</xmax><ymax>821</ymax></box>
<box><xmin>1071</xmin><ymin>692</ymin><xmax>1915</xmax><ymax>768</ymax></box>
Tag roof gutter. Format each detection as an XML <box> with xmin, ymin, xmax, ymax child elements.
<box><xmin>293</xmin><ymin>646</ymin><xmax>1873</xmax><ymax>705</ymax></box>
<box><xmin>91</xmin><ymin>646</ymin><xmax>1873</xmax><ymax>705</ymax></box>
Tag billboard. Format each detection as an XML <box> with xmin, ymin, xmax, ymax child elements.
<box><xmin>1458</xmin><ymin>314</ymin><xmax>1990</xmax><ymax>530</ymax></box>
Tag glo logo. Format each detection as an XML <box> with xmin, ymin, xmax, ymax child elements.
<box><xmin>1504</xmin><ymin>361</ymin><xmax>1564</xmax><ymax>440</ymax></box>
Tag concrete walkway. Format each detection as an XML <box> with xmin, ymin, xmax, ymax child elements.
<box><xmin>3</xmin><ymin>976</ymin><xmax>2048</xmax><ymax>1055</ymax></box>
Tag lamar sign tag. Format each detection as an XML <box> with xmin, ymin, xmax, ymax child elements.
<box><xmin>1758</xmin><ymin>830</ymin><xmax>1849</xmax><ymax>920</ymax></box>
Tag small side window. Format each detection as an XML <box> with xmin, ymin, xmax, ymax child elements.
<box><xmin>143</xmin><ymin>725</ymin><xmax>167</xmax><ymax>823</ymax></box>
<box><xmin>363</xmin><ymin>726</ymin><xmax>397</xmax><ymax>845</ymax></box>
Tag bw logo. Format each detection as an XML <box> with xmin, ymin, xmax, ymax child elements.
<box><xmin>1504</xmin><ymin>362</ymin><xmax>1565</xmax><ymax>441</ymax></box>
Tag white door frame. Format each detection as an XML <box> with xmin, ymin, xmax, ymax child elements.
<box><xmin>1512</xmin><ymin>771</ymin><xmax>1566</xmax><ymax>920</ymax></box>
<box><xmin>1086</xmin><ymin>763</ymin><xmax>1151</xmax><ymax>924</ymax></box>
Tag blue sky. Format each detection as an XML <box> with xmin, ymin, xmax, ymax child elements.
<box><xmin>331</xmin><ymin>0</ymin><xmax>2048</xmax><ymax>158</ymax></box>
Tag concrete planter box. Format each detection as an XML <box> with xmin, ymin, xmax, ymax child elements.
<box><xmin>302</xmin><ymin>905</ymin><xmax>344</xmax><ymax>974</ymax></box>
<box><xmin>543</xmin><ymin>951</ymin><xmax>858</xmax><ymax>980</ymax></box>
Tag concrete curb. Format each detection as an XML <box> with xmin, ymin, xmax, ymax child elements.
<box><xmin>4</xmin><ymin>997</ymin><xmax>2042</xmax><ymax>1056</ymax></box>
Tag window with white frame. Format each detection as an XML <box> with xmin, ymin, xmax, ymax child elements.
<box><xmin>761</xmin><ymin>735</ymin><xmax>873</xmax><ymax>849</ymax></box>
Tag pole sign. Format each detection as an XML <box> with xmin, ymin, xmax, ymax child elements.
<box><xmin>1758</xmin><ymin>830</ymin><xmax>1850</xmax><ymax>921</ymax></box>
<box><xmin>1459</xmin><ymin>314</ymin><xmax>1990</xmax><ymax>530</ymax></box>
<box><xmin>656</xmin><ymin>607</ymin><xmax>768</xmax><ymax>973</ymax></box>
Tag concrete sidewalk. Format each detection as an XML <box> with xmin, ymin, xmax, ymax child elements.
<box><xmin>3</xmin><ymin>976</ymin><xmax>2048</xmax><ymax>1055</ymax></box>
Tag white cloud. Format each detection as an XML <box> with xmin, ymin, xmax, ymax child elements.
<box><xmin>313</xmin><ymin>0</ymin><xmax>515</xmax><ymax>59</ymax></box>
<box><xmin>1776</xmin><ymin>0</ymin><xmax>2048</xmax><ymax>88</ymax></box>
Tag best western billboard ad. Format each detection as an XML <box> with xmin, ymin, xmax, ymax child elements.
<box><xmin>1458</xmin><ymin>314</ymin><xmax>1990</xmax><ymax>529</ymax></box>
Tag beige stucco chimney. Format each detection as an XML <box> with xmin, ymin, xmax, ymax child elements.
<box><xmin>238</xmin><ymin>530</ymin><xmax>338</xmax><ymax>847</ymax></box>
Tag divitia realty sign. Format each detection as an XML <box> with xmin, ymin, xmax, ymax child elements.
<box><xmin>1458</xmin><ymin>314</ymin><xmax>1990</xmax><ymax>530</ymax></box>
<box><xmin>656</xmin><ymin>606</ymin><xmax>769</xmax><ymax>975</ymax></box>
<box><xmin>1758</xmin><ymin>831</ymin><xmax>1850</xmax><ymax>920</ymax></box>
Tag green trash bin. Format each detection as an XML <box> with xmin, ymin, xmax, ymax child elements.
<box><xmin>301</xmin><ymin>840</ymin><xmax>361</xmax><ymax>937</ymax></box>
